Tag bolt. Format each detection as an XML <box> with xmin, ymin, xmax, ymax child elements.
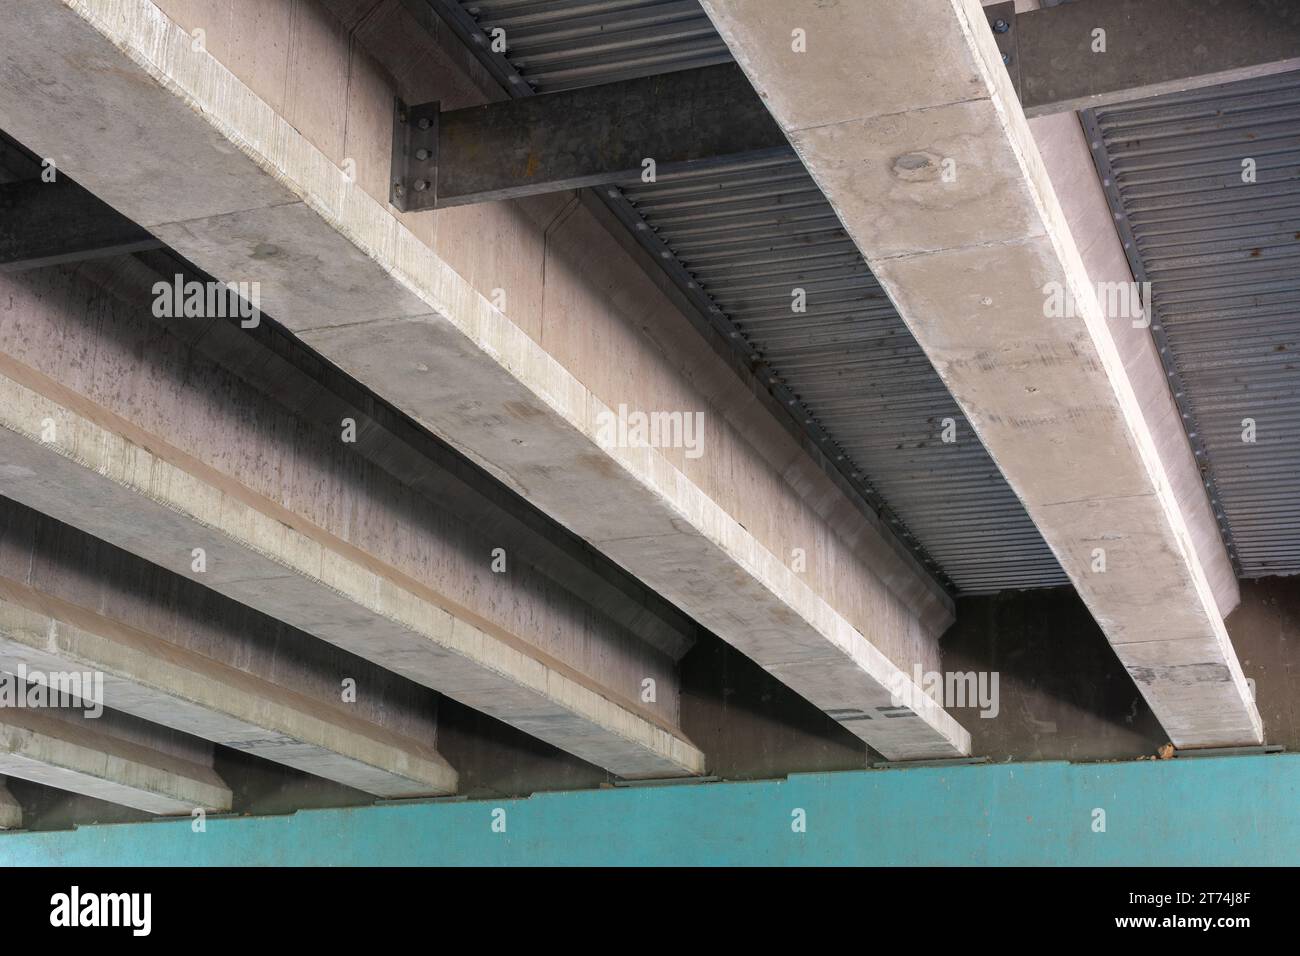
<box><xmin>417</xmin><ymin>117</ymin><xmax>432</xmax><ymax>130</ymax></box>
<box><xmin>415</xmin><ymin>148</ymin><xmax>431</xmax><ymax>161</ymax></box>
<box><xmin>393</xmin><ymin>182</ymin><xmax>405</xmax><ymax>197</ymax></box>
<box><xmin>397</xmin><ymin>112</ymin><xmax>408</xmax><ymax>124</ymax></box>
<box><xmin>993</xmin><ymin>18</ymin><xmax>1010</xmax><ymax>33</ymax></box>
<box><xmin>1001</xmin><ymin>52</ymin><xmax>1011</xmax><ymax>65</ymax></box>
<box><xmin>414</xmin><ymin>179</ymin><xmax>429</xmax><ymax>192</ymax></box>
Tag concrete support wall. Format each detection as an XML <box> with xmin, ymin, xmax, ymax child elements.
<box><xmin>1222</xmin><ymin>579</ymin><xmax>1300</xmax><ymax>748</ymax></box>
<box><xmin>944</xmin><ymin>576</ymin><xmax>1300</xmax><ymax>760</ymax></box>
<box><xmin>0</xmin><ymin>259</ymin><xmax>699</xmax><ymax>778</ymax></box>
<box><xmin>0</xmin><ymin>497</ymin><xmax>458</xmax><ymax>797</ymax></box>
<box><xmin>0</xmin><ymin>779</ymin><xmax>20</xmax><ymax>829</ymax></box>
<box><xmin>0</xmin><ymin>0</ymin><xmax>968</xmax><ymax>759</ymax></box>
<box><xmin>700</xmin><ymin>0</ymin><xmax>1261</xmax><ymax>748</ymax></box>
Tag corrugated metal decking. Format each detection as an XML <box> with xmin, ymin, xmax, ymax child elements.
<box><xmin>462</xmin><ymin>0</ymin><xmax>732</xmax><ymax>91</ymax></box>
<box><xmin>1085</xmin><ymin>71</ymin><xmax>1300</xmax><ymax>578</ymax></box>
<box><xmin>621</xmin><ymin>157</ymin><xmax>1067</xmax><ymax>592</ymax></box>
<box><xmin>434</xmin><ymin>0</ymin><xmax>1068</xmax><ymax>593</ymax></box>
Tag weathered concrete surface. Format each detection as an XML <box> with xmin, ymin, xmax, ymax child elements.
<box><xmin>113</xmin><ymin>246</ymin><xmax>697</xmax><ymax>666</ymax></box>
<box><xmin>1224</xmin><ymin>578</ymin><xmax>1300</xmax><ymax>750</ymax></box>
<box><xmin>0</xmin><ymin>499</ymin><xmax>458</xmax><ymax>798</ymax></box>
<box><xmin>1027</xmin><ymin>112</ymin><xmax>1239</xmax><ymax>621</ymax></box>
<box><xmin>0</xmin><ymin>705</ymin><xmax>230</xmax><ymax>815</ymax></box>
<box><xmin>0</xmin><ymin>779</ymin><xmax>20</xmax><ymax>829</ymax></box>
<box><xmin>680</xmin><ymin>636</ymin><xmax>873</xmax><ymax>780</ymax></box>
<box><xmin>0</xmin><ymin>261</ymin><xmax>700</xmax><ymax>779</ymax></box>
<box><xmin>0</xmin><ymin>0</ymin><xmax>970</xmax><ymax>758</ymax></box>
<box><xmin>700</xmin><ymin>0</ymin><xmax>1261</xmax><ymax>747</ymax></box>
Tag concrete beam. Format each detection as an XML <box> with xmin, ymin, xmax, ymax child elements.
<box><xmin>395</xmin><ymin>63</ymin><xmax>790</xmax><ymax>210</ymax></box>
<box><xmin>699</xmin><ymin>0</ymin><xmax>1262</xmax><ymax>747</ymax></box>
<box><xmin>128</xmin><ymin>247</ymin><xmax>699</xmax><ymax>665</ymax></box>
<box><xmin>0</xmin><ymin>705</ymin><xmax>231</xmax><ymax>815</ymax></box>
<box><xmin>0</xmin><ymin>177</ymin><xmax>162</xmax><ymax>272</ymax></box>
<box><xmin>1027</xmin><ymin>111</ymin><xmax>1240</xmax><ymax>621</ymax></box>
<box><xmin>0</xmin><ymin>0</ymin><xmax>968</xmax><ymax>760</ymax></box>
<box><xmin>0</xmin><ymin>259</ymin><xmax>701</xmax><ymax>779</ymax></box>
<box><xmin>0</xmin><ymin>778</ymin><xmax>20</xmax><ymax>829</ymax></box>
<box><xmin>1013</xmin><ymin>0</ymin><xmax>1300</xmax><ymax>117</ymax></box>
<box><xmin>0</xmin><ymin>499</ymin><xmax>458</xmax><ymax>799</ymax></box>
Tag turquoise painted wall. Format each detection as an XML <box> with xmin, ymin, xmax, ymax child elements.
<box><xmin>1</xmin><ymin>755</ymin><xmax>1294</xmax><ymax>865</ymax></box>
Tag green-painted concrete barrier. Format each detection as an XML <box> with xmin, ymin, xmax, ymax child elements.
<box><xmin>1</xmin><ymin>755</ymin><xmax>1293</xmax><ymax>865</ymax></box>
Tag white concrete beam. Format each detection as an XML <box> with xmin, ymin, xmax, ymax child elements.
<box><xmin>0</xmin><ymin>0</ymin><xmax>969</xmax><ymax>759</ymax></box>
<box><xmin>0</xmin><ymin>573</ymin><xmax>458</xmax><ymax>800</ymax></box>
<box><xmin>699</xmin><ymin>0</ymin><xmax>1262</xmax><ymax>747</ymax></box>
<box><xmin>0</xmin><ymin>263</ymin><xmax>701</xmax><ymax>780</ymax></box>
<box><xmin>0</xmin><ymin>707</ymin><xmax>231</xmax><ymax>815</ymax></box>
<box><xmin>0</xmin><ymin>495</ymin><xmax>458</xmax><ymax>799</ymax></box>
<box><xmin>1027</xmin><ymin>112</ymin><xmax>1240</xmax><ymax>621</ymax></box>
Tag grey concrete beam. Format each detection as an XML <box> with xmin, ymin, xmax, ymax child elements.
<box><xmin>0</xmin><ymin>258</ymin><xmax>701</xmax><ymax>779</ymax></box>
<box><xmin>700</xmin><ymin>0</ymin><xmax>1262</xmax><ymax>747</ymax></box>
<box><xmin>0</xmin><ymin>0</ymin><xmax>967</xmax><ymax>760</ymax></box>
<box><xmin>1013</xmin><ymin>0</ymin><xmax>1300</xmax><ymax>117</ymax></box>
<box><xmin>0</xmin><ymin>588</ymin><xmax>456</xmax><ymax>798</ymax></box>
<box><xmin>0</xmin><ymin>778</ymin><xmax>21</xmax><ymax>829</ymax></box>
<box><xmin>0</xmin><ymin>500</ymin><xmax>458</xmax><ymax>799</ymax></box>
<box><xmin>0</xmin><ymin>177</ymin><xmax>162</xmax><ymax>272</ymax></box>
<box><xmin>394</xmin><ymin>63</ymin><xmax>790</xmax><ymax>210</ymax></box>
<box><xmin>0</xmin><ymin>368</ymin><xmax>699</xmax><ymax>777</ymax></box>
<box><xmin>125</xmin><ymin>248</ymin><xmax>699</xmax><ymax>664</ymax></box>
<box><xmin>0</xmin><ymin>706</ymin><xmax>231</xmax><ymax>815</ymax></box>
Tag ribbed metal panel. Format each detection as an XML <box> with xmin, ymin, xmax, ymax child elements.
<box><xmin>434</xmin><ymin>0</ymin><xmax>1067</xmax><ymax>593</ymax></box>
<box><xmin>621</xmin><ymin>158</ymin><xmax>1066</xmax><ymax>593</ymax></box>
<box><xmin>460</xmin><ymin>0</ymin><xmax>732</xmax><ymax>91</ymax></box>
<box><xmin>1085</xmin><ymin>72</ymin><xmax>1300</xmax><ymax>578</ymax></box>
